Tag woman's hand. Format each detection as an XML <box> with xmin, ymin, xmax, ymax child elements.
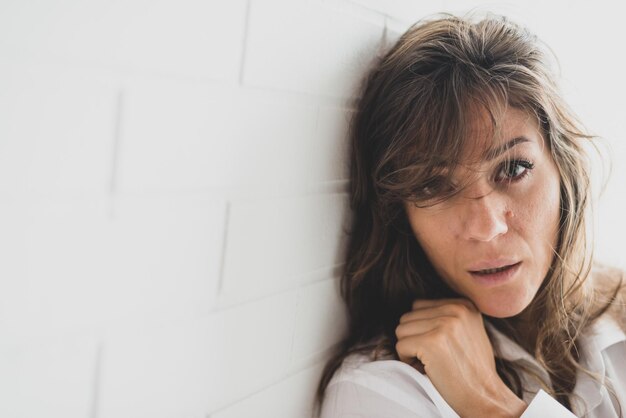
<box><xmin>395</xmin><ymin>298</ymin><xmax>527</xmax><ymax>418</ymax></box>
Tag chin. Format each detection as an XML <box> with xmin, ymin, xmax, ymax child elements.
<box><xmin>474</xmin><ymin>296</ymin><xmax>531</xmax><ymax>318</ymax></box>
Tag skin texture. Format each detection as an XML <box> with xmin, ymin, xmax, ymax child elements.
<box><xmin>405</xmin><ymin>106</ymin><xmax>561</xmax><ymax>318</ymax></box>
<box><xmin>396</xmin><ymin>299</ymin><xmax>527</xmax><ymax>418</ymax></box>
<box><xmin>395</xmin><ymin>106</ymin><xmax>562</xmax><ymax>417</ymax></box>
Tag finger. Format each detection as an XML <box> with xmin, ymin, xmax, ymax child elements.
<box><xmin>400</xmin><ymin>302</ymin><xmax>474</xmax><ymax>324</ymax></box>
<box><xmin>396</xmin><ymin>316</ymin><xmax>453</xmax><ymax>339</ymax></box>
<box><xmin>411</xmin><ymin>298</ymin><xmax>475</xmax><ymax>310</ymax></box>
<box><xmin>411</xmin><ymin>298</ymin><xmax>476</xmax><ymax>312</ymax></box>
<box><xmin>395</xmin><ymin>331</ymin><xmax>436</xmax><ymax>364</ymax></box>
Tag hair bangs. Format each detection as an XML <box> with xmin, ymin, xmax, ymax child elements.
<box><xmin>377</xmin><ymin>70</ymin><xmax>517</xmax><ymax>210</ymax></box>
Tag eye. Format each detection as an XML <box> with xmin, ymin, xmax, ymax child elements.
<box><xmin>415</xmin><ymin>176</ymin><xmax>456</xmax><ymax>200</ymax></box>
<box><xmin>494</xmin><ymin>159</ymin><xmax>534</xmax><ymax>183</ymax></box>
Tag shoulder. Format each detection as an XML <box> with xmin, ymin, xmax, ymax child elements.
<box><xmin>320</xmin><ymin>352</ymin><xmax>455</xmax><ymax>418</ymax></box>
<box><xmin>591</xmin><ymin>262</ymin><xmax>625</xmax><ymax>288</ymax></box>
<box><xmin>590</xmin><ymin>262</ymin><xmax>626</xmax><ymax>330</ymax></box>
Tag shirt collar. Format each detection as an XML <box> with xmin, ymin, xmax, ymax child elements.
<box><xmin>484</xmin><ymin>320</ymin><xmax>535</xmax><ymax>364</ymax></box>
<box><xmin>585</xmin><ymin>313</ymin><xmax>626</xmax><ymax>351</ymax></box>
<box><xmin>485</xmin><ymin>314</ymin><xmax>626</xmax><ymax>362</ymax></box>
<box><xmin>486</xmin><ymin>314</ymin><xmax>626</xmax><ymax>415</ymax></box>
<box><xmin>571</xmin><ymin>314</ymin><xmax>625</xmax><ymax>415</ymax></box>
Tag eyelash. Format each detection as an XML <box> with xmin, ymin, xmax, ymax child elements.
<box><xmin>494</xmin><ymin>158</ymin><xmax>535</xmax><ymax>183</ymax></box>
<box><xmin>412</xmin><ymin>158</ymin><xmax>535</xmax><ymax>205</ymax></box>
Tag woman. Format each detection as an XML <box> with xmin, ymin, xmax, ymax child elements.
<box><xmin>315</xmin><ymin>12</ymin><xmax>626</xmax><ymax>418</ymax></box>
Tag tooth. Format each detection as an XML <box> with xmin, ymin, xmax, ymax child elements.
<box><xmin>480</xmin><ymin>266</ymin><xmax>506</xmax><ymax>274</ymax></box>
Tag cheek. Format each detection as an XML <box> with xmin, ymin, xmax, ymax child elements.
<box><xmin>407</xmin><ymin>214</ymin><xmax>458</xmax><ymax>276</ymax></box>
<box><xmin>530</xmin><ymin>175</ymin><xmax>560</xmax><ymax>239</ymax></box>
<box><xmin>409</xmin><ymin>213</ymin><xmax>444</xmax><ymax>250</ymax></box>
<box><xmin>513</xmin><ymin>170</ymin><xmax>561</xmax><ymax>264</ymax></box>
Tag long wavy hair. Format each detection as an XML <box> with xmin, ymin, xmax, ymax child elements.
<box><xmin>315</xmin><ymin>12</ymin><xmax>625</xmax><ymax>417</ymax></box>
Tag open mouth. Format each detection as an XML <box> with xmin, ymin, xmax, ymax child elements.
<box><xmin>468</xmin><ymin>262</ymin><xmax>522</xmax><ymax>285</ymax></box>
<box><xmin>471</xmin><ymin>263</ymin><xmax>520</xmax><ymax>275</ymax></box>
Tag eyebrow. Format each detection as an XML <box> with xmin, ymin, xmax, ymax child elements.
<box><xmin>483</xmin><ymin>136</ymin><xmax>531</xmax><ymax>161</ymax></box>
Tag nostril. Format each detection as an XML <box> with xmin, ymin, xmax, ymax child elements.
<box><xmin>461</xmin><ymin>199</ymin><xmax>509</xmax><ymax>242</ymax></box>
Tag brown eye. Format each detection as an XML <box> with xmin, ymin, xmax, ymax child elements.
<box><xmin>494</xmin><ymin>159</ymin><xmax>534</xmax><ymax>183</ymax></box>
<box><xmin>415</xmin><ymin>176</ymin><xmax>455</xmax><ymax>200</ymax></box>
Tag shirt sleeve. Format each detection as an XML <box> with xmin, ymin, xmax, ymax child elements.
<box><xmin>320</xmin><ymin>380</ymin><xmax>442</xmax><ymax>418</ymax></box>
<box><xmin>520</xmin><ymin>390</ymin><xmax>577</xmax><ymax>418</ymax></box>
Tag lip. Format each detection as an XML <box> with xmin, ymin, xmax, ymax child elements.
<box><xmin>468</xmin><ymin>261</ymin><xmax>522</xmax><ymax>287</ymax></box>
<box><xmin>467</xmin><ymin>259</ymin><xmax>520</xmax><ymax>272</ymax></box>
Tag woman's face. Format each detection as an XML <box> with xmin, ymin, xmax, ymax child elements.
<box><xmin>404</xmin><ymin>106</ymin><xmax>561</xmax><ymax>318</ymax></box>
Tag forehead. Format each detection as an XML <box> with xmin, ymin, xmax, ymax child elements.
<box><xmin>460</xmin><ymin>105</ymin><xmax>543</xmax><ymax>163</ymax></box>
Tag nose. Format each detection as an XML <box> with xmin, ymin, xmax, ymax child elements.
<box><xmin>460</xmin><ymin>189</ymin><xmax>510</xmax><ymax>242</ymax></box>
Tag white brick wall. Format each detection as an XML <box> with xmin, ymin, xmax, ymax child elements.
<box><xmin>0</xmin><ymin>1</ymin><xmax>624</xmax><ymax>417</ymax></box>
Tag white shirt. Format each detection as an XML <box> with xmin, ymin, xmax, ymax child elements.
<box><xmin>320</xmin><ymin>315</ymin><xmax>626</xmax><ymax>417</ymax></box>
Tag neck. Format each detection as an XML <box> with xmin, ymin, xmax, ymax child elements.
<box><xmin>510</xmin><ymin>307</ymin><xmax>539</xmax><ymax>354</ymax></box>
<box><xmin>489</xmin><ymin>308</ymin><xmax>539</xmax><ymax>356</ymax></box>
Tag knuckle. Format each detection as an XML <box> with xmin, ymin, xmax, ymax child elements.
<box><xmin>395</xmin><ymin>324</ymin><xmax>405</xmax><ymax>339</ymax></box>
<box><xmin>430</xmin><ymin>329</ymin><xmax>447</xmax><ymax>346</ymax></box>
<box><xmin>439</xmin><ymin>316</ymin><xmax>459</xmax><ymax>332</ymax></box>
<box><xmin>449</xmin><ymin>303</ymin><xmax>467</xmax><ymax>317</ymax></box>
<box><xmin>461</xmin><ymin>299</ymin><xmax>478</xmax><ymax>312</ymax></box>
<box><xmin>396</xmin><ymin>335</ymin><xmax>420</xmax><ymax>357</ymax></box>
<box><xmin>395</xmin><ymin>339</ymin><xmax>407</xmax><ymax>354</ymax></box>
<box><xmin>438</xmin><ymin>316</ymin><xmax>453</xmax><ymax>327</ymax></box>
<box><xmin>449</xmin><ymin>316</ymin><xmax>463</xmax><ymax>332</ymax></box>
